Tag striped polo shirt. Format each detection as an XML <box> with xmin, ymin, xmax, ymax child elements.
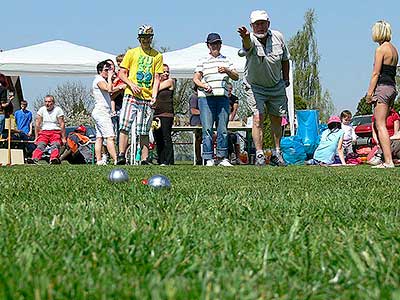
<box><xmin>195</xmin><ymin>53</ymin><xmax>235</xmax><ymax>98</ymax></box>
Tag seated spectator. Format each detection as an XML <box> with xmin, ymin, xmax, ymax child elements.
<box><xmin>60</xmin><ymin>125</ymin><xmax>93</xmax><ymax>164</ymax></box>
<box><xmin>368</xmin><ymin>109</ymin><xmax>400</xmax><ymax>165</ymax></box>
<box><xmin>28</xmin><ymin>95</ymin><xmax>66</xmax><ymax>164</ymax></box>
<box><xmin>372</xmin><ymin>108</ymin><xmax>399</xmax><ymax>143</ymax></box>
<box><xmin>306</xmin><ymin>116</ymin><xmax>346</xmax><ymax>166</ymax></box>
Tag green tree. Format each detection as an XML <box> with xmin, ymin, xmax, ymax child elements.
<box><xmin>288</xmin><ymin>9</ymin><xmax>334</xmax><ymax>116</ymax></box>
<box><xmin>294</xmin><ymin>95</ymin><xmax>307</xmax><ymax>110</ymax></box>
<box><xmin>34</xmin><ymin>81</ymin><xmax>94</xmax><ymax>126</ymax></box>
<box><xmin>354</xmin><ymin>96</ymin><xmax>373</xmax><ymax>116</ymax></box>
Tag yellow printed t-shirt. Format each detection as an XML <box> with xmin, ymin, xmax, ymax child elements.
<box><xmin>120</xmin><ymin>47</ymin><xmax>164</xmax><ymax>100</ymax></box>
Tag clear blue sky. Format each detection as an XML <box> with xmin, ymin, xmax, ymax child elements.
<box><xmin>1</xmin><ymin>0</ymin><xmax>399</xmax><ymax>114</ymax></box>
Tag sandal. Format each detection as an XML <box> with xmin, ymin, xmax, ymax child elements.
<box><xmin>371</xmin><ymin>162</ymin><xmax>395</xmax><ymax>169</ymax></box>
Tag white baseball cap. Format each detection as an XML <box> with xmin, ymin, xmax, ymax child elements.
<box><xmin>250</xmin><ymin>10</ymin><xmax>270</xmax><ymax>23</ymax></box>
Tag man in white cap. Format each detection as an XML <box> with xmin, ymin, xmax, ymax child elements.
<box><xmin>238</xmin><ymin>10</ymin><xmax>290</xmax><ymax>166</ymax></box>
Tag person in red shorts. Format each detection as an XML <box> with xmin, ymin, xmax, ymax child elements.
<box><xmin>28</xmin><ymin>95</ymin><xmax>66</xmax><ymax>164</ymax></box>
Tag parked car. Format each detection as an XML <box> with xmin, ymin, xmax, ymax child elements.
<box><xmin>351</xmin><ymin>114</ymin><xmax>373</xmax><ymax>148</ymax></box>
<box><xmin>66</xmin><ymin>125</ymin><xmax>96</xmax><ymax>141</ymax></box>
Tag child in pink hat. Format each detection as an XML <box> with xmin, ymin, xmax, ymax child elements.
<box><xmin>306</xmin><ymin>116</ymin><xmax>346</xmax><ymax>165</ymax></box>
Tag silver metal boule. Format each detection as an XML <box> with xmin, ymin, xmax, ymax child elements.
<box><xmin>108</xmin><ymin>168</ymin><xmax>129</xmax><ymax>183</ymax></box>
<box><xmin>238</xmin><ymin>49</ymin><xmax>246</xmax><ymax>57</ymax></box>
<box><xmin>148</xmin><ymin>174</ymin><xmax>171</xmax><ymax>189</ymax></box>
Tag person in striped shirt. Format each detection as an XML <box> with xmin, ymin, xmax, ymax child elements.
<box><xmin>193</xmin><ymin>33</ymin><xmax>239</xmax><ymax>167</ymax></box>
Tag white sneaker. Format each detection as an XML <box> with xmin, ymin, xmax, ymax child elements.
<box><xmin>96</xmin><ymin>160</ymin><xmax>107</xmax><ymax>166</ymax></box>
<box><xmin>218</xmin><ymin>158</ymin><xmax>233</xmax><ymax>167</ymax></box>
<box><xmin>101</xmin><ymin>154</ymin><xmax>108</xmax><ymax>165</ymax></box>
<box><xmin>206</xmin><ymin>159</ymin><xmax>215</xmax><ymax>166</ymax></box>
<box><xmin>367</xmin><ymin>156</ymin><xmax>382</xmax><ymax>166</ymax></box>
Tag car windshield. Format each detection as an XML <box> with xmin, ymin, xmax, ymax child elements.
<box><xmin>351</xmin><ymin>115</ymin><xmax>372</xmax><ymax>126</ymax></box>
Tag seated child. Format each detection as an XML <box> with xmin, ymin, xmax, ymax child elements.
<box><xmin>306</xmin><ymin>116</ymin><xmax>346</xmax><ymax>165</ymax></box>
<box><xmin>340</xmin><ymin>110</ymin><xmax>357</xmax><ymax>156</ymax></box>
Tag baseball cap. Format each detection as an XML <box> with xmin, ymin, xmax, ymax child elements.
<box><xmin>327</xmin><ymin>116</ymin><xmax>341</xmax><ymax>125</ymax></box>
<box><xmin>250</xmin><ymin>10</ymin><xmax>270</xmax><ymax>23</ymax></box>
<box><xmin>206</xmin><ymin>33</ymin><xmax>222</xmax><ymax>44</ymax></box>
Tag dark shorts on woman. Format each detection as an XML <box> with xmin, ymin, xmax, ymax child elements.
<box><xmin>372</xmin><ymin>84</ymin><xmax>397</xmax><ymax>106</ymax></box>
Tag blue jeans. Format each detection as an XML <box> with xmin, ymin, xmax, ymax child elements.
<box><xmin>199</xmin><ymin>96</ymin><xmax>230</xmax><ymax>160</ymax></box>
<box><xmin>0</xmin><ymin>114</ymin><xmax>5</xmax><ymax>138</ymax></box>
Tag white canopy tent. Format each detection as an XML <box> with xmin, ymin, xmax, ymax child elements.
<box><xmin>0</xmin><ymin>40</ymin><xmax>116</xmax><ymax>77</ymax></box>
<box><xmin>163</xmin><ymin>43</ymin><xmax>295</xmax><ymax>135</ymax></box>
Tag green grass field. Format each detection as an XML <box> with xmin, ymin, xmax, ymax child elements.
<box><xmin>1</xmin><ymin>164</ymin><xmax>400</xmax><ymax>299</ymax></box>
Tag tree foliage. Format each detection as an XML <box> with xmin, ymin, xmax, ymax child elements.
<box><xmin>288</xmin><ymin>9</ymin><xmax>334</xmax><ymax>117</ymax></box>
<box><xmin>355</xmin><ymin>96</ymin><xmax>373</xmax><ymax>116</ymax></box>
<box><xmin>34</xmin><ymin>81</ymin><xmax>94</xmax><ymax>126</ymax></box>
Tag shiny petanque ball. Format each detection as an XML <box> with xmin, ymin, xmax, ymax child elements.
<box><xmin>108</xmin><ymin>168</ymin><xmax>129</xmax><ymax>183</ymax></box>
<box><xmin>238</xmin><ymin>48</ymin><xmax>246</xmax><ymax>57</ymax></box>
<box><xmin>147</xmin><ymin>174</ymin><xmax>171</xmax><ymax>189</ymax></box>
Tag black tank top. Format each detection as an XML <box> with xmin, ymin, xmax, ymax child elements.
<box><xmin>154</xmin><ymin>88</ymin><xmax>174</xmax><ymax>116</ymax></box>
<box><xmin>378</xmin><ymin>64</ymin><xmax>396</xmax><ymax>86</ymax></box>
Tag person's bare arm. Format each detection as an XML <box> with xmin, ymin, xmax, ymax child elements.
<box><xmin>237</xmin><ymin>26</ymin><xmax>251</xmax><ymax>50</ymax></box>
<box><xmin>191</xmin><ymin>107</ymin><xmax>200</xmax><ymax>115</ymax></box>
<box><xmin>28</xmin><ymin>115</ymin><xmax>33</xmax><ymax>136</ymax></box>
<box><xmin>218</xmin><ymin>67</ymin><xmax>239</xmax><ymax>81</ymax></box>
<box><xmin>118</xmin><ymin>68</ymin><xmax>141</xmax><ymax>95</ymax></box>
<box><xmin>58</xmin><ymin>116</ymin><xmax>66</xmax><ymax>145</ymax></box>
<box><xmin>193</xmin><ymin>72</ymin><xmax>212</xmax><ymax>93</ymax></box>
<box><xmin>393</xmin><ymin>119</ymin><xmax>400</xmax><ymax>135</ymax></box>
<box><xmin>230</xmin><ymin>103</ymin><xmax>239</xmax><ymax>121</ymax></box>
<box><xmin>366</xmin><ymin>47</ymin><xmax>384</xmax><ymax>103</ymax></box>
<box><xmin>35</xmin><ymin>115</ymin><xmax>43</xmax><ymax>140</ymax></box>
<box><xmin>337</xmin><ymin>136</ymin><xmax>346</xmax><ymax>165</ymax></box>
<box><xmin>159</xmin><ymin>78</ymin><xmax>175</xmax><ymax>91</ymax></box>
<box><xmin>97</xmin><ymin>70</ymin><xmax>114</xmax><ymax>93</ymax></box>
<box><xmin>282</xmin><ymin>60</ymin><xmax>290</xmax><ymax>86</ymax></box>
<box><xmin>151</xmin><ymin>73</ymin><xmax>162</xmax><ymax>106</ymax></box>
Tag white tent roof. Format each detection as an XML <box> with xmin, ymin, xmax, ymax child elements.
<box><xmin>0</xmin><ymin>40</ymin><xmax>116</xmax><ymax>77</ymax></box>
<box><xmin>163</xmin><ymin>43</ymin><xmax>246</xmax><ymax>78</ymax></box>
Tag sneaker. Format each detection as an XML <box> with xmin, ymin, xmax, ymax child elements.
<box><xmin>270</xmin><ymin>152</ymin><xmax>287</xmax><ymax>167</ymax></box>
<box><xmin>205</xmin><ymin>159</ymin><xmax>215</xmax><ymax>166</ymax></box>
<box><xmin>101</xmin><ymin>153</ymin><xmax>108</xmax><ymax>165</ymax></box>
<box><xmin>255</xmin><ymin>153</ymin><xmax>266</xmax><ymax>166</ymax></box>
<box><xmin>218</xmin><ymin>158</ymin><xmax>233</xmax><ymax>167</ymax></box>
<box><xmin>367</xmin><ymin>155</ymin><xmax>382</xmax><ymax>166</ymax></box>
<box><xmin>27</xmin><ymin>158</ymin><xmax>39</xmax><ymax>165</ymax></box>
<box><xmin>116</xmin><ymin>154</ymin><xmax>126</xmax><ymax>165</ymax></box>
<box><xmin>49</xmin><ymin>158</ymin><xmax>61</xmax><ymax>165</ymax></box>
<box><xmin>372</xmin><ymin>162</ymin><xmax>395</xmax><ymax>168</ymax></box>
<box><xmin>140</xmin><ymin>160</ymin><xmax>150</xmax><ymax>165</ymax></box>
<box><xmin>96</xmin><ymin>160</ymin><xmax>107</xmax><ymax>166</ymax></box>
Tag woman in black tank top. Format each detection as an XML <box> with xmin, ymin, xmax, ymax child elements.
<box><xmin>366</xmin><ymin>20</ymin><xmax>398</xmax><ymax>168</ymax></box>
<box><xmin>153</xmin><ymin>64</ymin><xmax>175</xmax><ymax>165</ymax></box>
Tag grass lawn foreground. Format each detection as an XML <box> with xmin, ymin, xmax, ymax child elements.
<box><xmin>1</xmin><ymin>164</ymin><xmax>400</xmax><ymax>299</ymax></box>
